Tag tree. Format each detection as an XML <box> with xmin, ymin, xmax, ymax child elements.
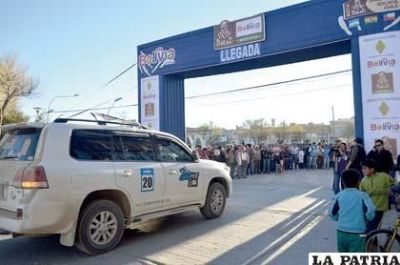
<box><xmin>237</xmin><ymin>119</ymin><xmax>269</xmax><ymax>145</ymax></box>
<box><xmin>272</xmin><ymin>121</ymin><xmax>288</xmax><ymax>144</ymax></box>
<box><xmin>198</xmin><ymin>121</ymin><xmax>223</xmax><ymax>145</ymax></box>
<box><xmin>287</xmin><ymin>124</ymin><xmax>306</xmax><ymax>143</ymax></box>
<box><xmin>0</xmin><ymin>55</ymin><xmax>38</xmax><ymax>126</ymax></box>
<box><xmin>2</xmin><ymin>107</ymin><xmax>29</xmax><ymax>125</ymax></box>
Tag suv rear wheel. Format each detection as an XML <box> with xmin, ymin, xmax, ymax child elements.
<box><xmin>200</xmin><ymin>182</ymin><xmax>227</xmax><ymax>219</ymax></box>
<box><xmin>76</xmin><ymin>200</ymin><xmax>125</xmax><ymax>255</ymax></box>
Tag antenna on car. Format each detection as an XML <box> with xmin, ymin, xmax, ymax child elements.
<box><xmin>53</xmin><ymin>117</ymin><xmax>148</xmax><ymax>129</ymax></box>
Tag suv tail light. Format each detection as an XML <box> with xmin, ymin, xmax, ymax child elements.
<box><xmin>13</xmin><ymin>166</ymin><xmax>49</xmax><ymax>189</ymax></box>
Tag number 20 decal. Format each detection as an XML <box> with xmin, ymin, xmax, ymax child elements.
<box><xmin>140</xmin><ymin>168</ymin><xmax>154</xmax><ymax>192</ymax></box>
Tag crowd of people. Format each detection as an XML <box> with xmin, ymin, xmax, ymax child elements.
<box><xmin>195</xmin><ymin>141</ymin><xmax>345</xmax><ymax>179</ymax></box>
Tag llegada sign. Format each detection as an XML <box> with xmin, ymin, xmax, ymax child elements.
<box><xmin>343</xmin><ymin>0</ymin><xmax>400</xmax><ymax>20</ymax></box>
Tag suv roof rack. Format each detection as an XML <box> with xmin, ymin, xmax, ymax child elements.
<box><xmin>53</xmin><ymin>118</ymin><xmax>148</xmax><ymax>129</ymax></box>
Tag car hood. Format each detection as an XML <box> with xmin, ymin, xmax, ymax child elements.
<box><xmin>198</xmin><ymin>159</ymin><xmax>225</xmax><ymax>168</ymax></box>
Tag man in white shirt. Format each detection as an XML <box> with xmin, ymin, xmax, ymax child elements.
<box><xmin>237</xmin><ymin>145</ymin><xmax>249</xmax><ymax>179</ymax></box>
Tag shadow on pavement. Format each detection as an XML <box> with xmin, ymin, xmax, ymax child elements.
<box><xmin>0</xmin><ymin>171</ymin><xmax>334</xmax><ymax>265</ymax></box>
<box><xmin>209</xmin><ymin>191</ymin><xmax>333</xmax><ymax>265</ymax></box>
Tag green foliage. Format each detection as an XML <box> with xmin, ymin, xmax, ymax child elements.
<box><xmin>237</xmin><ymin>119</ymin><xmax>269</xmax><ymax>144</ymax></box>
<box><xmin>198</xmin><ymin>121</ymin><xmax>224</xmax><ymax>145</ymax></box>
<box><xmin>2</xmin><ymin>107</ymin><xmax>29</xmax><ymax>125</ymax></box>
<box><xmin>286</xmin><ymin>124</ymin><xmax>306</xmax><ymax>143</ymax></box>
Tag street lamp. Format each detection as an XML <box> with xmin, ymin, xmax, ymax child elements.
<box><xmin>68</xmin><ymin>97</ymin><xmax>123</xmax><ymax>119</ymax></box>
<box><xmin>107</xmin><ymin>97</ymin><xmax>123</xmax><ymax>115</ymax></box>
<box><xmin>47</xmin><ymin>94</ymin><xmax>79</xmax><ymax>122</ymax></box>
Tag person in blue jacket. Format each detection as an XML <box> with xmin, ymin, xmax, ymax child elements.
<box><xmin>329</xmin><ymin>169</ymin><xmax>376</xmax><ymax>252</ymax></box>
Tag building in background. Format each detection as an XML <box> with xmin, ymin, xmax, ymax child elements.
<box><xmin>186</xmin><ymin>117</ymin><xmax>355</xmax><ymax>147</ymax></box>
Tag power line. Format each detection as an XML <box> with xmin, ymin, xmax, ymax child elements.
<box><xmin>101</xmin><ymin>62</ymin><xmax>137</xmax><ymax>89</ymax></box>
<box><xmin>186</xmin><ymin>69</ymin><xmax>351</xmax><ymax>99</ymax></box>
<box><xmin>187</xmin><ymin>83</ymin><xmax>351</xmax><ymax>108</ymax></box>
<box><xmin>71</xmin><ymin>62</ymin><xmax>138</xmax><ymax>108</ymax></box>
<box><xmin>52</xmin><ymin>83</ymin><xmax>348</xmax><ymax>114</ymax></box>
<box><xmin>52</xmin><ymin>69</ymin><xmax>352</xmax><ymax>114</ymax></box>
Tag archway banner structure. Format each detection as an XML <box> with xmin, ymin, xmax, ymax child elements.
<box><xmin>138</xmin><ymin>0</ymin><xmax>400</xmax><ymax>159</ymax></box>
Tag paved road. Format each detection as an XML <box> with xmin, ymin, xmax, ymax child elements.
<box><xmin>0</xmin><ymin>169</ymin><xmax>339</xmax><ymax>265</ymax></box>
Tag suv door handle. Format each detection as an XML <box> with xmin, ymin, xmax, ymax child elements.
<box><xmin>122</xmin><ymin>170</ymin><xmax>133</xmax><ymax>177</ymax></box>
<box><xmin>169</xmin><ymin>170</ymin><xmax>178</xmax><ymax>174</ymax></box>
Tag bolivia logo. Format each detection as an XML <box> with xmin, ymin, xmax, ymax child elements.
<box><xmin>379</xmin><ymin>102</ymin><xmax>389</xmax><ymax>116</ymax></box>
<box><xmin>376</xmin><ymin>40</ymin><xmax>386</xmax><ymax>54</ymax></box>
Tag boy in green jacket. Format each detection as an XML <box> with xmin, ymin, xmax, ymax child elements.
<box><xmin>360</xmin><ymin>159</ymin><xmax>393</xmax><ymax>233</ymax></box>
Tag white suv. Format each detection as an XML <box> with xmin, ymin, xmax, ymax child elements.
<box><xmin>0</xmin><ymin>119</ymin><xmax>232</xmax><ymax>255</ymax></box>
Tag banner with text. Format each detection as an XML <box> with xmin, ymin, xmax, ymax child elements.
<box><xmin>214</xmin><ymin>14</ymin><xmax>265</xmax><ymax>50</ymax></box>
<box><xmin>309</xmin><ymin>253</ymin><xmax>400</xmax><ymax>265</ymax></box>
<box><xmin>343</xmin><ymin>0</ymin><xmax>400</xmax><ymax>20</ymax></box>
<box><xmin>360</xmin><ymin>31</ymin><xmax>400</xmax><ymax>159</ymax></box>
<box><xmin>140</xmin><ymin>75</ymin><xmax>160</xmax><ymax>130</ymax></box>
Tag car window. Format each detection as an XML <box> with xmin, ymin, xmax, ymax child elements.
<box><xmin>114</xmin><ymin>136</ymin><xmax>155</xmax><ymax>161</ymax></box>
<box><xmin>0</xmin><ymin>128</ymin><xmax>41</xmax><ymax>161</ymax></box>
<box><xmin>156</xmin><ymin>139</ymin><xmax>192</xmax><ymax>162</ymax></box>
<box><xmin>70</xmin><ymin>130</ymin><xmax>113</xmax><ymax>161</ymax></box>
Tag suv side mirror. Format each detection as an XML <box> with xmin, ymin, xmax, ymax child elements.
<box><xmin>192</xmin><ymin>150</ymin><xmax>200</xmax><ymax>161</ymax></box>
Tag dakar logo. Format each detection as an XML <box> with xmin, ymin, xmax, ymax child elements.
<box><xmin>138</xmin><ymin>47</ymin><xmax>176</xmax><ymax>76</ymax></box>
<box><xmin>215</xmin><ymin>20</ymin><xmax>235</xmax><ymax>49</ymax></box>
<box><xmin>351</xmin><ymin>0</ymin><xmax>367</xmax><ymax>16</ymax></box>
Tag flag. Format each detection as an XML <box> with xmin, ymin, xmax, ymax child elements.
<box><xmin>384</xmin><ymin>12</ymin><xmax>396</xmax><ymax>22</ymax></box>
<box><xmin>364</xmin><ymin>15</ymin><xmax>378</xmax><ymax>24</ymax></box>
<box><xmin>349</xmin><ymin>18</ymin><xmax>361</xmax><ymax>30</ymax></box>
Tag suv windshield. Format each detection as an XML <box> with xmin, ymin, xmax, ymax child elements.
<box><xmin>0</xmin><ymin>128</ymin><xmax>42</xmax><ymax>161</ymax></box>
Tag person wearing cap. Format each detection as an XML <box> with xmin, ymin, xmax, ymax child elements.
<box><xmin>366</xmin><ymin>139</ymin><xmax>394</xmax><ymax>175</ymax></box>
<box><xmin>347</xmin><ymin>137</ymin><xmax>366</xmax><ymax>178</ymax></box>
<box><xmin>360</xmin><ymin>159</ymin><xmax>393</xmax><ymax>233</ymax></box>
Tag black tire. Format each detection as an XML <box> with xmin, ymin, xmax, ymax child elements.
<box><xmin>75</xmin><ymin>200</ymin><xmax>125</xmax><ymax>255</ymax></box>
<box><xmin>366</xmin><ymin>229</ymin><xmax>400</xmax><ymax>252</ymax></box>
<box><xmin>200</xmin><ymin>182</ymin><xmax>227</xmax><ymax>219</ymax></box>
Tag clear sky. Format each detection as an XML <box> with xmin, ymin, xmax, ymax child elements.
<box><xmin>0</xmin><ymin>0</ymin><xmax>354</xmax><ymax>128</ymax></box>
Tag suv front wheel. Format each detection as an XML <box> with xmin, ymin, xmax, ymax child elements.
<box><xmin>200</xmin><ymin>182</ymin><xmax>227</xmax><ymax>219</ymax></box>
<box><xmin>76</xmin><ymin>200</ymin><xmax>125</xmax><ymax>255</ymax></box>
